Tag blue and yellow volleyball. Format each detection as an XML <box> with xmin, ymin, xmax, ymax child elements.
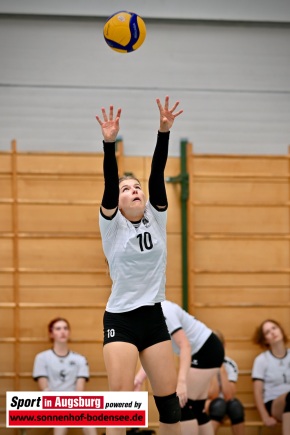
<box><xmin>103</xmin><ymin>11</ymin><xmax>146</xmax><ymax>53</ymax></box>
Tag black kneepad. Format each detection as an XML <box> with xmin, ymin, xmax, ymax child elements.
<box><xmin>284</xmin><ymin>392</ymin><xmax>290</xmax><ymax>413</ymax></box>
<box><xmin>181</xmin><ymin>399</ymin><xmax>209</xmax><ymax>425</ymax></box>
<box><xmin>226</xmin><ymin>398</ymin><xmax>245</xmax><ymax>425</ymax></box>
<box><xmin>180</xmin><ymin>399</ymin><xmax>196</xmax><ymax>422</ymax></box>
<box><xmin>209</xmin><ymin>398</ymin><xmax>227</xmax><ymax>422</ymax></box>
<box><xmin>153</xmin><ymin>393</ymin><xmax>181</xmax><ymax>424</ymax></box>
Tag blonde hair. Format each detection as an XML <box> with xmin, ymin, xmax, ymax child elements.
<box><xmin>119</xmin><ymin>175</ymin><xmax>141</xmax><ymax>185</ymax></box>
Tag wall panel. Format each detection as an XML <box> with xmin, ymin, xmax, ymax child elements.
<box><xmin>0</xmin><ymin>239</ymin><xmax>13</xmax><ymax>268</ymax></box>
<box><xmin>0</xmin><ymin>309</ymin><xmax>14</xmax><ymax>338</ymax></box>
<box><xmin>195</xmin><ymin>206</ymin><xmax>289</xmax><ymax>233</ymax></box>
<box><xmin>195</xmin><ymin>286</ymin><xmax>290</xmax><ymax>304</ymax></box>
<box><xmin>0</xmin><ymin>204</ymin><xmax>12</xmax><ymax>231</ymax></box>
<box><xmin>188</xmin><ymin>148</ymin><xmax>290</xmax><ymax>434</ymax></box>
<box><xmin>18</xmin><ymin>238</ymin><xmax>104</xmax><ymax>270</ymax></box>
<box><xmin>18</xmin><ymin>204</ymin><xmax>99</xmax><ymax>232</ymax></box>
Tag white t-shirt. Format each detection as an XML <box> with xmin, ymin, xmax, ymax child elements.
<box><xmin>161</xmin><ymin>300</ymin><xmax>212</xmax><ymax>356</ymax></box>
<box><xmin>251</xmin><ymin>349</ymin><xmax>290</xmax><ymax>403</ymax></box>
<box><xmin>224</xmin><ymin>356</ymin><xmax>239</xmax><ymax>383</ymax></box>
<box><xmin>33</xmin><ymin>349</ymin><xmax>89</xmax><ymax>391</ymax></box>
<box><xmin>99</xmin><ymin>201</ymin><xmax>167</xmax><ymax>313</ymax></box>
<box><xmin>218</xmin><ymin>356</ymin><xmax>239</xmax><ymax>398</ymax></box>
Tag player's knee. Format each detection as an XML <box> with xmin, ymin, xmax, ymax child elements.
<box><xmin>153</xmin><ymin>393</ymin><xmax>181</xmax><ymax>424</ymax></box>
<box><xmin>181</xmin><ymin>399</ymin><xmax>210</xmax><ymax>425</ymax></box>
<box><xmin>180</xmin><ymin>399</ymin><xmax>196</xmax><ymax>421</ymax></box>
<box><xmin>284</xmin><ymin>392</ymin><xmax>290</xmax><ymax>413</ymax></box>
<box><xmin>209</xmin><ymin>398</ymin><xmax>227</xmax><ymax>422</ymax></box>
<box><xmin>194</xmin><ymin>399</ymin><xmax>210</xmax><ymax>425</ymax></box>
<box><xmin>226</xmin><ymin>398</ymin><xmax>245</xmax><ymax>424</ymax></box>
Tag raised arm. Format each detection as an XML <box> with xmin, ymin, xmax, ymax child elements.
<box><xmin>149</xmin><ymin>96</ymin><xmax>183</xmax><ymax>209</ymax></box>
<box><xmin>157</xmin><ymin>95</ymin><xmax>183</xmax><ymax>133</ymax></box>
<box><xmin>96</xmin><ymin>105</ymin><xmax>121</xmax><ymax>142</ymax></box>
<box><xmin>96</xmin><ymin>106</ymin><xmax>122</xmax><ymax>218</ymax></box>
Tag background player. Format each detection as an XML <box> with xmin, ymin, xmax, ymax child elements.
<box><xmin>134</xmin><ymin>300</ymin><xmax>224</xmax><ymax>435</ymax></box>
<box><xmin>205</xmin><ymin>330</ymin><xmax>245</xmax><ymax>435</ymax></box>
<box><xmin>252</xmin><ymin>319</ymin><xmax>290</xmax><ymax>433</ymax></box>
<box><xmin>33</xmin><ymin>317</ymin><xmax>97</xmax><ymax>435</ymax></box>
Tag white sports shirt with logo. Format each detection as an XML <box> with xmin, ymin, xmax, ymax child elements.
<box><xmin>33</xmin><ymin>349</ymin><xmax>89</xmax><ymax>391</ymax></box>
<box><xmin>217</xmin><ymin>356</ymin><xmax>239</xmax><ymax>398</ymax></box>
<box><xmin>99</xmin><ymin>201</ymin><xmax>167</xmax><ymax>313</ymax></box>
<box><xmin>251</xmin><ymin>349</ymin><xmax>290</xmax><ymax>403</ymax></box>
<box><xmin>223</xmin><ymin>356</ymin><xmax>239</xmax><ymax>383</ymax></box>
<box><xmin>161</xmin><ymin>300</ymin><xmax>212</xmax><ymax>356</ymax></box>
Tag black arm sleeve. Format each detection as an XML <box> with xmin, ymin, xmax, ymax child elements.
<box><xmin>101</xmin><ymin>141</ymin><xmax>119</xmax><ymax>210</ymax></box>
<box><xmin>148</xmin><ymin>131</ymin><xmax>170</xmax><ymax>208</ymax></box>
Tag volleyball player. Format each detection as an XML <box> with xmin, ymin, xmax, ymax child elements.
<box><xmin>96</xmin><ymin>96</ymin><xmax>183</xmax><ymax>435</ymax></box>
<box><xmin>33</xmin><ymin>317</ymin><xmax>97</xmax><ymax>435</ymax></box>
<box><xmin>135</xmin><ymin>300</ymin><xmax>224</xmax><ymax>435</ymax></box>
<box><xmin>252</xmin><ymin>319</ymin><xmax>290</xmax><ymax>432</ymax></box>
<box><xmin>205</xmin><ymin>330</ymin><xmax>245</xmax><ymax>435</ymax></box>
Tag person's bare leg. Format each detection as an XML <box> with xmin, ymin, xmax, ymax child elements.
<box><xmin>185</xmin><ymin>368</ymin><xmax>219</xmax><ymax>435</ymax></box>
<box><xmin>157</xmin><ymin>422</ymin><xmax>181</xmax><ymax>435</ymax></box>
<box><xmin>82</xmin><ymin>428</ymin><xmax>98</xmax><ymax>435</ymax></box>
<box><xmin>198</xmin><ymin>422</ymin><xmax>214</xmax><ymax>435</ymax></box>
<box><xmin>106</xmin><ymin>430</ymin><xmax>125</xmax><ymax>435</ymax></box>
<box><xmin>140</xmin><ymin>340</ymin><xmax>181</xmax><ymax>435</ymax></box>
<box><xmin>282</xmin><ymin>412</ymin><xmax>290</xmax><ymax>435</ymax></box>
<box><xmin>54</xmin><ymin>429</ymin><xmax>68</xmax><ymax>435</ymax></box>
<box><xmin>211</xmin><ymin>420</ymin><xmax>220</xmax><ymax>434</ymax></box>
<box><xmin>271</xmin><ymin>393</ymin><xmax>290</xmax><ymax>435</ymax></box>
<box><xmin>103</xmin><ymin>341</ymin><xmax>139</xmax><ymax>435</ymax></box>
<box><xmin>181</xmin><ymin>419</ymin><xmax>199</xmax><ymax>435</ymax></box>
<box><xmin>231</xmin><ymin>422</ymin><xmax>245</xmax><ymax>435</ymax></box>
<box><xmin>106</xmin><ymin>428</ymin><xmax>125</xmax><ymax>435</ymax></box>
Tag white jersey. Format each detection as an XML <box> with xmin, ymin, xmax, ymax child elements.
<box><xmin>218</xmin><ymin>356</ymin><xmax>239</xmax><ymax>398</ymax></box>
<box><xmin>33</xmin><ymin>349</ymin><xmax>89</xmax><ymax>391</ymax></box>
<box><xmin>161</xmin><ymin>300</ymin><xmax>212</xmax><ymax>356</ymax></box>
<box><xmin>99</xmin><ymin>201</ymin><xmax>167</xmax><ymax>313</ymax></box>
<box><xmin>224</xmin><ymin>356</ymin><xmax>239</xmax><ymax>383</ymax></box>
<box><xmin>251</xmin><ymin>349</ymin><xmax>290</xmax><ymax>403</ymax></box>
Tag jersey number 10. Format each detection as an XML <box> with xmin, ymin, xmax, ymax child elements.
<box><xmin>137</xmin><ymin>232</ymin><xmax>153</xmax><ymax>252</ymax></box>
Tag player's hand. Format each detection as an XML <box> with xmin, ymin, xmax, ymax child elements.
<box><xmin>177</xmin><ymin>380</ymin><xmax>188</xmax><ymax>408</ymax></box>
<box><xmin>96</xmin><ymin>105</ymin><xmax>122</xmax><ymax>142</ymax></box>
<box><xmin>156</xmin><ymin>95</ymin><xmax>183</xmax><ymax>132</ymax></box>
<box><xmin>263</xmin><ymin>415</ymin><xmax>277</xmax><ymax>426</ymax></box>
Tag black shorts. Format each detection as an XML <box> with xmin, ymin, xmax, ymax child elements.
<box><xmin>103</xmin><ymin>303</ymin><xmax>171</xmax><ymax>352</ymax></box>
<box><xmin>265</xmin><ymin>401</ymin><xmax>273</xmax><ymax>415</ymax></box>
<box><xmin>190</xmin><ymin>332</ymin><xmax>225</xmax><ymax>369</ymax></box>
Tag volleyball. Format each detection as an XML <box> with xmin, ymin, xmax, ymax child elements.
<box><xmin>103</xmin><ymin>11</ymin><xmax>146</xmax><ymax>53</ymax></box>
